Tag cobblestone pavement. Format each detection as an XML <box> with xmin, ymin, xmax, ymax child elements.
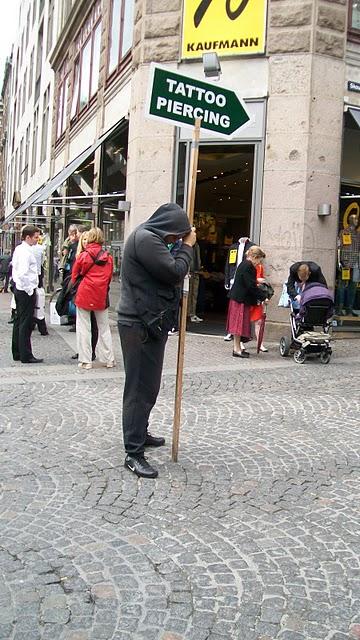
<box><xmin>1</xmin><ymin>293</ymin><xmax>360</xmax><ymax>640</ymax></box>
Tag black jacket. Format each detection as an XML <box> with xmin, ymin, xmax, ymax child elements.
<box><xmin>224</xmin><ymin>239</ymin><xmax>255</xmax><ymax>288</ymax></box>
<box><xmin>230</xmin><ymin>260</ymin><xmax>267</xmax><ymax>306</ymax></box>
<box><xmin>286</xmin><ymin>261</ymin><xmax>327</xmax><ymax>300</ymax></box>
<box><xmin>117</xmin><ymin>203</ymin><xmax>193</xmax><ymax>324</ymax></box>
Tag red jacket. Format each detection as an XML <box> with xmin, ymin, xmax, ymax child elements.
<box><xmin>72</xmin><ymin>243</ymin><xmax>113</xmax><ymax>311</ymax></box>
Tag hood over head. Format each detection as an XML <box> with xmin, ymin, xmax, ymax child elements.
<box><xmin>141</xmin><ymin>203</ymin><xmax>191</xmax><ymax>239</ymax></box>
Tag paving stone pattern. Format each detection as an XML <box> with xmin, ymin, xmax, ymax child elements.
<box><xmin>1</xmin><ymin>297</ymin><xmax>360</xmax><ymax>639</ymax></box>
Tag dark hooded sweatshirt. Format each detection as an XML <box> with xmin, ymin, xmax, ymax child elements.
<box><xmin>117</xmin><ymin>203</ymin><xmax>193</xmax><ymax>324</ymax></box>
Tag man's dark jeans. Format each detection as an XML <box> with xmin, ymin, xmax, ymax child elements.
<box><xmin>118</xmin><ymin>322</ymin><xmax>167</xmax><ymax>456</ymax></box>
<box><xmin>12</xmin><ymin>288</ymin><xmax>36</xmax><ymax>362</ymax></box>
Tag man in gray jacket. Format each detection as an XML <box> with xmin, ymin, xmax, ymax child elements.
<box><xmin>118</xmin><ymin>203</ymin><xmax>196</xmax><ymax>478</ymax></box>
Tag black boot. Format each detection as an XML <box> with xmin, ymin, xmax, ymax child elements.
<box><xmin>124</xmin><ymin>455</ymin><xmax>158</xmax><ymax>478</ymax></box>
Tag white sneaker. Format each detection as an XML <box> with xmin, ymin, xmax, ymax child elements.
<box><xmin>78</xmin><ymin>362</ymin><xmax>92</xmax><ymax>369</ymax></box>
<box><xmin>190</xmin><ymin>315</ymin><xmax>203</xmax><ymax>322</ymax></box>
<box><xmin>224</xmin><ymin>333</ymin><xmax>233</xmax><ymax>341</ymax></box>
<box><xmin>168</xmin><ymin>329</ymin><xmax>179</xmax><ymax>335</ymax></box>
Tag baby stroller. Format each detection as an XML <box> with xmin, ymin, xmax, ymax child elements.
<box><xmin>279</xmin><ymin>283</ymin><xmax>334</xmax><ymax>364</ymax></box>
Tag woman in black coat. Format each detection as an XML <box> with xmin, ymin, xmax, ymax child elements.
<box><xmin>227</xmin><ymin>245</ymin><xmax>267</xmax><ymax>358</ymax></box>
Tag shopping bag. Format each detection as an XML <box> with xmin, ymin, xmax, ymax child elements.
<box><xmin>34</xmin><ymin>287</ymin><xmax>45</xmax><ymax>320</ymax></box>
<box><xmin>49</xmin><ymin>301</ymin><xmax>61</xmax><ymax>325</ymax></box>
<box><xmin>278</xmin><ymin>282</ymin><xmax>290</xmax><ymax>308</ymax></box>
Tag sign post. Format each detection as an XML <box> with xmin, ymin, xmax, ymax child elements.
<box><xmin>172</xmin><ymin>118</ymin><xmax>201</xmax><ymax>463</ymax></box>
<box><xmin>145</xmin><ymin>64</ymin><xmax>251</xmax><ymax>462</ymax></box>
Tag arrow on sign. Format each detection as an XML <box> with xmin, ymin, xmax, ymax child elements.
<box><xmin>145</xmin><ymin>64</ymin><xmax>252</xmax><ymax>138</ymax></box>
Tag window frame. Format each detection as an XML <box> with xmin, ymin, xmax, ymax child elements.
<box><xmin>23</xmin><ymin>124</ymin><xmax>31</xmax><ymax>185</ymax></box>
<box><xmin>107</xmin><ymin>0</ymin><xmax>133</xmax><ymax>81</ymax></box>
<box><xmin>31</xmin><ymin>106</ymin><xmax>39</xmax><ymax>176</ymax></box>
<box><xmin>70</xmin><ymin>4</ymin><xmax>102</xmax><ymax>122</ymax></box>
<box><xmin>56</xmin><ymin>62</ymin><xmax>69</xmax><ymax>141</ymax></box>
<box><xmin>348</xmin><ymin>0</ymin><xmax>360</xmax><ymax>43</ymax></box>
<box><xmin>40</xmin><ymin>85</ymin><xmax>50</xmax><ymax>164</ymax></box>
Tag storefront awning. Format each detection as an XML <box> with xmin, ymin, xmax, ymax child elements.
<box><xmin>3</xmin><ymin>121</ymin><xmax>122</xmax><ymax>224</ymax></box>
<box><xmin>348</xmin><ymin>107</ymin><xmax>360</xmax><ymax>129</ymax></box>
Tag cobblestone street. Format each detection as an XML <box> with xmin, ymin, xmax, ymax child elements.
<box><xmin>1</xmin><ymin>293</ymin><xmax>360</xmax><ymax>640</ymax></box>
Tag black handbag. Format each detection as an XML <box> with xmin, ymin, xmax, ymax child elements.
<box><xmin>258</xmin><ymin>282</ymin><xmax>274</xmax><ymax>299</ymax></box>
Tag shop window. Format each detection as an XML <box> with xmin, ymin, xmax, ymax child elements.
<box><xmin>71</xmin><ymin>2</ymin><xmax>102</xmax><ymax>119</ymax></box>
<box><xmin>100</xmin><ymin>125</ymin><xmax>128</xmax><ymax>266</ymax></box>
<box><xmin>348</xmin><ymin>1</ymin><xmax>360</xmax><ymax>41</ymax></box>
<box><xmin>108</xmin><ymin>0</ymin><xmax>134</xmax><ymax>76</ymax></box>
<box><xmin>56</xmin><ymin>64</ymin><xmax>69</xmax><ymax>140</ymax></box>
<box><xmin>66</xmin><ymin>153</ymin><xmax>95</xmax><ymax>227</ymax></box>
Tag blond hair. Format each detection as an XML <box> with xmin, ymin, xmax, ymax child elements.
<box><xmin>297</xmin><ymin>263</ymin><xmax>310</xmax><ymax>281</ymax></box>
<box><xmin>247</xmin><ymin>245</ymin><xmax>266</xmax><ymax>260</ymax></box>
<box><xmin>86</xmin><ymin>227</ymin><xmax>104</xmax><ymax>245</ymax></box>
<box><xmin>76</xmin><ymin>231</ymin><xmax>89</xmax><ymax>257</ymax></box>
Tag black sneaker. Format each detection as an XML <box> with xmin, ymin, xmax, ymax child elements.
<box><xmin>145</xmin><ymin>432</ymin><xmax>165</xmax><ymax>447</ymax></box>
<box><xmin>124</xmin><ymin>455</ymin><xmax>158</xmax><ymax>478</ymax></box>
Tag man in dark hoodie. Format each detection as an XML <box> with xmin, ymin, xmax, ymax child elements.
<box><xmin>118</xmin><ymin>203</ymin><xmax>196</xmax><ymax>478</ymax></box>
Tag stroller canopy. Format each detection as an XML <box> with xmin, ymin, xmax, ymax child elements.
<box><xmin>297</xmin><ymin>282</ymin><xmax>334</xmax><ymax>320</ymax></box>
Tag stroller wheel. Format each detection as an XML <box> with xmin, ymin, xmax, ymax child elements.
<box><xmin>294</xmin><ymin>349</ymin><xmax>306</xmax><ymax>364</ymax></box>
<box><xmin>279</xmin><ymin>336</ymin><xmax>291</xmax><ymax>357</ymax></box>
<box><xmin>319</xmin><ymin>351</ymin><xmax>331</xmax><ymax>364</ymax></box>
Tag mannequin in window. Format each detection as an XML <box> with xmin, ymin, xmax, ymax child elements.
<box><xmin>224</xmin><ymin>237</ymin><xmax>254</xmax><ymax>340</ymax></box>
<box><xmin>336</xmin><ymin>213</ymin><xmax>360</xmax><ymax>316</ymax></box>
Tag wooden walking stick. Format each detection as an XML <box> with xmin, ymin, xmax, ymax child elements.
<box><xmin>172</xmin><ymin>118</ymin><xmax>201</xmax><ymax>462</ymax></box>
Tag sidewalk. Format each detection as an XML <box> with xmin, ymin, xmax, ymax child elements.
<box><xmin>2</xmin><ymin>291</ymin><xmax>360</xmax><ymax>639</ymax></box>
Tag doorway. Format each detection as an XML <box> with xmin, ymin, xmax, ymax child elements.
<box><xmin>176</xmin><ymin>142</ymin><xmax>256</xmax><ymax>332</ymax></box>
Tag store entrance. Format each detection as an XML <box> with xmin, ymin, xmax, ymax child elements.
<box><xmin>177</xmin><ymin>143</ymin><xmax>255</xmax><ymax>333</ymax></box>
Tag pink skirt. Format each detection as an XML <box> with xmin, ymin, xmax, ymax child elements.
<box><xmin>227</xmin><ymin>300</ymin><xmax>252</xmax><ymax>341</ymax></box>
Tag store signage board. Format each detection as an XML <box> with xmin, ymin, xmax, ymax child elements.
<box><xmin>182</xmin><ymin>0</ymin><xmax>267</xmax><ymax>59</ymax></box>
<box><xmin>145</xmin><ymin>64</ymin><xmax>252</xmax><ymax>138</ymax></box>
<box><xmin>348</xmin><ymin>80</ymin><xmax>360</xmax><ymax>93</ymax></box>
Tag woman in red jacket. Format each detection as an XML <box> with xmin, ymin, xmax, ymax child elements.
<box><xmin>71</xmin><ymin>227</ymin><xmax>115</xmax><ymax>369</ymax></box>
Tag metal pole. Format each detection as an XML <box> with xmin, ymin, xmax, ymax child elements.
<box><xmin>172</xmin><ymin>118</ymin><xmax>201</xmax><ymax>463</ymax></box>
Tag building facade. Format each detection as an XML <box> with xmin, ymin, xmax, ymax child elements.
<box><xmin>1</xmin><ymin>0</ymin><xmax>360</xmax><ymax>329</ymax></box>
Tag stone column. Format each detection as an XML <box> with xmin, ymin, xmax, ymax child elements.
<box><xmin>125</xmin><ymin>0</ymin><xmax>182</xmax><ymax>230</ymax></box>
<box><xmin>261</xmin><ymin>0</ymin><xmax>347</xmax><ymax>322</ymax></box>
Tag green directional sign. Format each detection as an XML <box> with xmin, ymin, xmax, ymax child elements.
<box><xmin>146</xmin><ymin>64</ymin><xmax>251</xmax><ymax>138</ymax></box>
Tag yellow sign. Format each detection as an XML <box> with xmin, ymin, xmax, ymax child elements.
<box><xmin>228</xmin><ymin>249</ymin><xmax>237</xmax><ymax>264</ymax></box>
<box><xmin>342</xmin><ymin>233</ymin><xmax>352</xmax><ymax>246</ymax></box>
<box><xmin>181</xmin><ymin>0</ymin><xmax>267</xmax><ymax>59</ymax></box>
<box><xmin>342</xmin><ymin>268</ymin><xmax>350</xmax><ymax>281</ymax></box>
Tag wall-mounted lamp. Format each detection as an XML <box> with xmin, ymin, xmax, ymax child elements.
<box><xmin>118</xmin><ymin>201</ymin><xmax>131</xmax><ymax>212</ymax></box>
<box><xmin>202</xmin><ymin>53</ymin><xmax>222</xmax><ymax>81</ymax></box>
<box><xmin>317</xmin><ymin>203</ymin><xmax>331</xmax><ymax>217</ymax></box>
